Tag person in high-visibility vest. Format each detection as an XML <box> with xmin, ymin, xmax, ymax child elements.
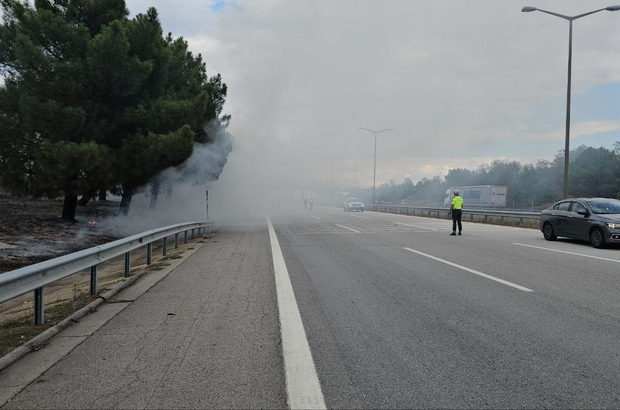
<box><xmin>448</xmin><ymin>190</ymin><xmax>463</xmax><ymax>236</ymax></box>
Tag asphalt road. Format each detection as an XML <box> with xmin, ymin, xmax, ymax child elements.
<box><xmin>271</xmin><ymin>205</ymin><xmax>620</xmax><ymax>409</ymax></box>
<box><xmin>2</xmin><ymin>204</ymin><xmax>620</xmax><ymax>409</ymax></box>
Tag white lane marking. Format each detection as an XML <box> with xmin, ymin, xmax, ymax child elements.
<box><xmin>334</xmin><ymin>223</ymin><xmax>361</xmax><ymax>233</ymax></box>
<box><xmin>393</xmin><ymin>222</ymin><xmax>437</xmax><ymax>231</ymax></box>
<box><xmin>403</xmin><ymin>247</ymin><xmax>533</xmax><ymax>292</ymax></box>
<box><xmin>349</xmin><ymin>214</ymin><xmax>369</xmax><ymax>219</ymax></box>
<box><xmin>514</xmin><ymin>243</ymin><xmax>620</xmax><ymax>263</ymax></box>
<box><xmin>267</xmin><ymin>216</ymin><xmax>326</xmax><ymax>409</ymax></box>
<box><xmin>310</xmin><ymin>216</ymin><xmax>321</xmax><ymax>220</ymax></box>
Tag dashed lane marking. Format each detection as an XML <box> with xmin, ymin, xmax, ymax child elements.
<box><xmin>334</xmin><ymin>223</ymin><xmax>361</xmax><ymax>233</ymax></box>
<box><xmin>514</xmin><ymin>243</ymin><xmax>620</xmax><ymax>263</ymax></box>
<box><xmin>393</xmin><ymin>222</ymin><xmax>437</xmax><ymax>231</ymax></box>
<box><xmin>404</xmin><ymin>247</ymin><xmax>533</xmax><ymax>292</ymax></box>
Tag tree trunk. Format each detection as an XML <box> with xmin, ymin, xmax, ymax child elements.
<box><xmin>165</xmin><ymin>182</ymin><xmax>174</xmax><ymax>202</ymax></box>
<box><xmin>98</xmin><ymin>189</ymin><xmax>107</xmax><ymax>201</ymax></box>
<box><xmin>62</xmin><ymin>194</ymin><xmax>78</xmax><ymax>221</ymax></box>
<box><xmin>149</xmin><ymin>182</ymin><xmax>160</xmax><ymax>210</ymax></box>
<box><xmin>62</xmin><ymin>178</ymin><xmax>78</xmax><ymax>221</ymax></box>
<box><xmin>119</xmin><ymin>188</ymin><xmax>133</xmax><ymax>216</ymax></box>
<box><xmin>77</xmin><ymin>190</ymin><xmax>96</xmax><ymax>207</ymax></box>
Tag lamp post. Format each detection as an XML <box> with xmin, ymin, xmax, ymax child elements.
<box><xmin>329</xmin><ymin>156</ymin><xmax>346</xmax><ymax>204</ymax></box>
<box><xmin>522</xmin><ymin>5</ymin><xmax>620</xmax><ymax>199</ymax></box>
<box><xmin>359</xmin><ymin>127</ymin><xmax>394</xmax><ymax>204</ymax></box>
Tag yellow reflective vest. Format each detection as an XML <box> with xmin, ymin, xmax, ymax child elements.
<box><xmin>451</xmin><ymin>196</ymin><xmax>463</xmax><ymax>210</ymax></box>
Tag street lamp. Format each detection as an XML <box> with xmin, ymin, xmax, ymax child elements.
<box><xmin>358</xmin><ymin>127</ymin><xmax>394</xmax><ymax>205</ymax></box>
<box><xmin>522</xmin><ymin>5</ymin><xmax>620</xmax><ymax>199</ymax></box>
<box><xmin>328</xmin><ymin>155</ymin><xmax>346</xmax><ymax>204</ymax></box>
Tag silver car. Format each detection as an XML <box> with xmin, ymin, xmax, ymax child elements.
<box><xmin>344</xmin><ymin>198</ymin><xmax>364</xmax><ymax>212</ymax></box>
<box><xmin>539</xmin><ymin>198</ymin><xmax>620</xmax><ymax>248</ymax></box>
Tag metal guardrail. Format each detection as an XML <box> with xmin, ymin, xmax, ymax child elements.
<box><xmin>0</xmin><ymin>221</ymin><xmax>212</xmax><ymax>325</ymax></box>
<box><xmin>369</xmin><ymin>205</ymin><xmax>540</xmax><ymax>223</ymax></box>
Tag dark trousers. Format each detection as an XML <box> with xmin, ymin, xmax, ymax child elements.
<box><xmin>452</xmin><ymin>209</ymin><xmax>462</xmax><ymax>232</ymax></box>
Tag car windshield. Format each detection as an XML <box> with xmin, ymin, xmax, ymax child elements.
<box><xmin>586</xmin><ymin>199</ymin><xmax>620</xmax><ymax>214</ymax></box>
<box><xmin>349</xmin><ymin>199</ymin><xmax>361</xmax><ymax>202</ymax></box>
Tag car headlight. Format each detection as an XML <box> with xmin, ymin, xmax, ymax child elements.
<box><xmin>606</xmin><ymin>222</ymin><xmax>620</xmax><ymax>229</ymax></box>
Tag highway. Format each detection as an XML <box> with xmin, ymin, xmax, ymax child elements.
<box><xmin>2</xmin><ymin>204</ymin><xmax>620</xmax><ymax>409</ymax></box>
<box><xmin>273</xmin><ymin>204</ymin><xmax>620</xmax><ymax>409</ymax></box>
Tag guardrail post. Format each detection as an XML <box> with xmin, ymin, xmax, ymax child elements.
<box><xmin>147</xmin><ymin>243</ymin><xmax>152</xmax><ymax>265</ymax></box>
<box><xmin>90</xmin><ymin>265</ymin><xmax>98</xmax><ymax>296</ymax></box>
<box><xmin>174</xmin><ymin>233</ymin><xmax>179</xmax><ymax>249</ymax></box>
<box><xmin>162</xmin><ymin>237</ymin><xmax>168</xmax><ymax>256</ymax></box>
<box><xmin>191</xmin><ymin>229</ymin><xmax>195</xmax><ymax>239</ymax></box>
<box><xmin>124</xmin><ymin>252</ymin><xmax>131</xmax><ymax>277</ymax></box>
<box><xmin>34</xmin><ymin>287</ymin><xmax>44</xmax><ymax>325</ymax></box>
<box><xmin>184</xmin><ymin>231</ymin><xmax>188</xmax><ymax>244</ymax></box>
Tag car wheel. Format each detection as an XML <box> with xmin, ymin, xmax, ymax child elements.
<box><xmin>361</xmin><ymin>209</ymin><xmax>364</xmax><ymax>212</ymax></box>
<box><xmin>542</xmin><ymin>223</ymin><xmax>557</xmax><ymax>241</ymax></box>
<box><xmin>589</xmin><ymin>228</ymin><xmax>606</xmax><ymax>249</ymax></box>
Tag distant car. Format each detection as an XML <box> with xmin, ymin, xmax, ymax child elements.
<box><xmin>344</xmin><ymin>198</ymin><xmax>364</xmax><ymax>212</ymax></box>
<box><xmin>539</xmin><ymin>198</ymin><xmax>620</xmax><ymax>248</ymax></box>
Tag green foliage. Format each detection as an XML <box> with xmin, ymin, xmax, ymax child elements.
<box><xmin>115</xmin><ymin>125</ymin><xmax>194</xmax><ymax>190</ymax></box>
<box><xmin>0</xmin><ymin>0</ymin><xmax>231</xmax><ymax>218</ymax></box>
<box><xmin>569</xmin><ymin>146</ymin><xmax>620</xmax><ymax>198</ymax></box>
<box><xmin>376</xmin><ymin>145</ymin><xmax>620</xmax><ymax>208</ymax></box>
<box><xmin>33</xmin><ymin>140</ymin><xmax>111</xmax><ymax>198</ymax></box>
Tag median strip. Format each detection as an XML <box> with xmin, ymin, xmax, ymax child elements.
<box><xmin>403</xmin><ymin>247</ymin><xmax>533</xmax><ymax>292</ymax></box>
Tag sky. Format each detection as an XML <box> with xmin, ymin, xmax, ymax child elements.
<box><xmin>124</xmin><ymin>0</ymin><xmax>620</xmax><ymax>190</ymax></box>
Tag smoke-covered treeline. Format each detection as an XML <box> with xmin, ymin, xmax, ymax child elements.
<box><xmin>377</xmin><ymin>144</ymin><xmax>620</xmax><ymax>208</ymax></box>
<box><xmin>0</xmin><ymin>0</ymin><xmax>232</xmax><ymax>221</ymax></box>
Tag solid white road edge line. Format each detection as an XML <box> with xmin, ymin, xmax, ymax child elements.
<box><xmin>514</xmin><ymin>243</ymin><xmax>620</xmax><ymax>263</ymax></box>
<box><xmin>334</xmin><ymin>223</ymin><xmax>361</xmax><ymax>233</ymax></box>
<box><xmin>403</xmin><ymin>247</ymin><xmax>534</xmax><ymax>292</ymax></box>
<box><xmin>310</xmin><ymin>215</ymin><xmax>321</xmax><ymax>220</ymax></box>
<box><xmin>266</xmin><ymin>216</ymin><xmax>326</xmax><ymax>410</ymax></box>
<box><xmin>393</xmin><ymin>222</ymin><xmax>437</xmax><ymax>231</ymax></box>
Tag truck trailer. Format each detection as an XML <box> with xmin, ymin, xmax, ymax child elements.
<box><xmin>443</xmin><ymin>185</ymin><xmax>507</xmax><ymax>208</ymax></box>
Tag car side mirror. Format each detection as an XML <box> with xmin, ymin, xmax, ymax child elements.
<box><xmin>576</xmin><ymin>209</ymin><xmax>588</xmax><ymax>216</ymax></box>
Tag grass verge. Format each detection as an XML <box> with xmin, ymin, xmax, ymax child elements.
<box><xmin>0</xmin><ymin>292</ymin><xmax>95</xmax><ymax>357</ymax></box>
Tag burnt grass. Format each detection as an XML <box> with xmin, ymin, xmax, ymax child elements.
<box><xmin>0</xmin><ymin>195</ymin><xmax>122</xmax><ymax>274</ymax></box>
<box><xmin>0</xmin><ymin>195</ymin><xmax>123</xmax><ymax>357</ymax></box>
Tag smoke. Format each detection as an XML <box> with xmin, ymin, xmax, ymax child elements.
<box><xmin>161</xmin><ymin>120</ymin><xmax>235</xmax><ymax>187</ymax></box>
<box><xmin>96</xmin><ymin>120</ymin><xmax>242</xmax><ymax>236</ymax></box>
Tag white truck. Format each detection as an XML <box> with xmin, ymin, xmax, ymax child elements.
<box><xmin>443</xmin><ymin>185</ymin><xmax>507</xmax><ymax>208</ymax></box>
